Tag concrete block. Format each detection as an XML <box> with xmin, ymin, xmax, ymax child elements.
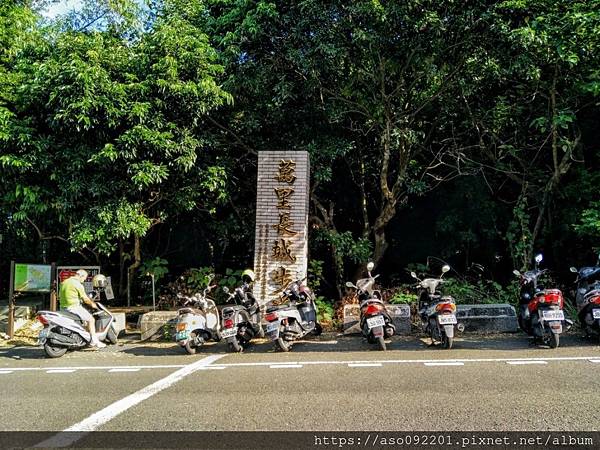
<box><xmin>111</xmin><ymin>313</ymin><xmax>126</xmax><ymax>336</ymax></box>
<box><xmin>456</xmin><ymin>303</ymin><xmax>518</xmax><ymax>333</ymax></box>
<box><xmin>342</xmin><ymin>303</ymin><xmax>411</xmax><ymax>335</ymax></box>
<box><xmin>138</xmin><ymin>311</ymin><xmax>178</xmax><ymax>341</ymax></box>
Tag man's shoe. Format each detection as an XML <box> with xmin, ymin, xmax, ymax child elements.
<box><xmin>91</xmin><ymin>340</ymin><xmax>107</xmax><ymax>348</ymax></box>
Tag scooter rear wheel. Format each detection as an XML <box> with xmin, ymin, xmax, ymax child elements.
<box><xmin>377</xmin><ymin>336</ymin><xmax>386</xmax><ymax>351</ymax></box>
<box><xmin>184</xmin><ymin>333</ymin><xmax>198</xmax><ymax>355</ymax></box>
<box><xmin>276</xmin><ymin>338</ymin><xmax>291</xmax><ymax>352</ymax></box>
<box><xmin>442</xmin><ymin>334</ymin><xmax>453</xmax><ymax>349</ymax></box>
<box><xmin>228</xmin><ymin>340</ymin><xmax>242</xmax><ymax>353</ymax></box>
<box><xmin>44</xmin><ymin>343</ymin><xmax>67</xmax><ymax>358</ymax></box>
<box><xmin>549</xmin><ymin>333</ymin><xmax>560</xmax><ymax>349</ymax></box>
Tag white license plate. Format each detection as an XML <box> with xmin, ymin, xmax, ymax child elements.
<box><xmin>366</xmin><ymin>316</ymin><xmax>385</xmax><ymax>329</ymax></box>
<box><xmin>221</xmin><ymin>328</ymin><xmax>237</xmax><ymax>338</ymax></box>
<box><xmin>593</xmin><ymin>309</ymin><xmax>600</xmax><ymax>319</ymax></box>
<box><xmin>38</xmin><ymin>328</ymin><xmax>49</xmax><ymax>344</ymax></box>
<box><xmin>542</xmin><ymin>310</ymin><xmax>564</xmax><ymax>321</ymax></box>
<box><xmin>266</xmin><ymin>322</ymin><xmax>280</xmax><ymax>333</ymax></box>
<box><xmin>438</xmin><ymin>314</ymin><xmax>457</xmax><ymax>325</ymax></box>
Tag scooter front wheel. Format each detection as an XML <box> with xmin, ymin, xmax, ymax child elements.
<box><xmin>106</xmin><ymin>327</ymin><xmax>118</xmax><ymax>345</ymax></box>
<box><xmin>275</xmin><ymin>338</ymin><xmax>291</xmax><ymax>352</ymax></box>
<box><xmin>44</xmin><ymin>343</ymin><xmax>67</xmax><ymax>358</ymax></box>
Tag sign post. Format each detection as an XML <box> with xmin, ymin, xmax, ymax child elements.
<box><xmin>7</xmin><ymin>261</ymin><xmax>15</xmax><ymax>339</ymax></box>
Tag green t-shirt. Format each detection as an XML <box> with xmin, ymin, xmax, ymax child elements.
<box><xmin>59</xmin><ymin>277</ymin><xmax>87</xmax><ymax>309</ymax></box>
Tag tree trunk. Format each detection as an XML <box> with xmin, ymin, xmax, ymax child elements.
<box><xmin>126</xmin><ymin>235</ymin><xmax>141</xmax><ymax>307</ymax></box>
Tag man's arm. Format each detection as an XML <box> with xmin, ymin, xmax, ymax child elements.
<box><xmin>77</xmin><ymin>283</ymin><xmax>98</xmax><ymax>309</ymax></box>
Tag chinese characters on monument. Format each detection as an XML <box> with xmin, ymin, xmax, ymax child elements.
<box><xmin>253</xmin><ymin>151</ymin><xmax>310</xmax><ymax>305</ymax></box>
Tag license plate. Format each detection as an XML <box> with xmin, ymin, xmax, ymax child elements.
<box><xmin>221</xmin><ymin>328</ymin><xmax>237</xmax><ymax>338</ymax></box>
<box><xmin>38</xmin><ymin>328</ymin><xmax>49</xmax><ymax>344</ymax></box>
<box><xmin>542</xmin><ymin>310</ymin><xmax>564</xmax><ymax>321</ymax></box>
<box><xmin>175</xmin><ymin>331</ymin><xmax>189</xmax><ymax>341</ymax></box>
<box><xmin>438</xmin><ymin>314</ymin><xmax>457</xmax><ymax>325</ymax></box>
<box><xmin>266</xmin><ymin>322</ymin><xmax>280</xmax><ymax>333</ymax></box>
<box><xmin>366</xmin><ymin>316</ymin><xmax>385</xmax><ymax>329</ymax></box>
<box><xmin>593</xmin><ymin>309</ymin><xmax>600</xmax><ymax>319</ymax></box>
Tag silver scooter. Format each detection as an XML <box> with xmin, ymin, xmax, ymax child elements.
<box><xmin>174</xmin><ymin>281</ymin><xmax>221</xmax><ymax>354</ymax></box>
<box><xmin>36</xmin><ymin>275</ymin><xmax>118</xmax><ymax>358</ymax></box>
<box><xmin>264</xmin><ymin>280</ymin><xmax>322</xmax><ymax>352</ymax></box>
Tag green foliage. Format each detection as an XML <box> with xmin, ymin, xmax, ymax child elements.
<box><xmin>442</xmin><ymin>278</ymin><xmax>519</xmax><ymax>306</ymax></box>
<box><xmin>389</xmin><ymin>290</ymin><xmax>418</xmax><ymax>305</ymax></box>
<box><xmin>574</xmin><ymin>201</ymin><xmax>600</xmax><ymax>249</ymax></box>
<box><xmin>217</xmin><ymin>268</ymin><xmax>244</xmax><ymax>292</ymax></box>
<box><xmin>307</xmin><ymin>259</ymin><xmax>324</xmax><ymax>292</ymax></box>
<box><xmin>139</xmin><ymin>257</ymin><xmax>169</xmax><ymax>282</ymax></box>
<box><xmin>315</xmin><ymin>296</ymin><xmax>334</xmax><ymax>324</ymax></box>
<box><xmin>184</xmin><ymin>267</ymin><xmax>215</xmax><ymax>292</ymax></box>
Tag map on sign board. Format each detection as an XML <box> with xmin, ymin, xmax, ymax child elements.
<box><xmin>14</xmin><ymin>264</ymin><xmax>52</xmax><ymax>292</ymax></box>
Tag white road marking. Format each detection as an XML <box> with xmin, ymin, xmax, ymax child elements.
<box><xmin>269</xmin><ymin>364</ymin><xmax>303</xmax><ymax>369</ymax></box>
<box><xmin>46</xmin><ymin>369</ymin><xmax>77</xmax><ymax>373</ymax></box>
<box><xmin>201</xmin><ymin>366</ymin><xmax>226</xmax><ymax>370</ymax></box>
<box><xmin>108</xmin><ymin>368</ymin><xmax>140</xmax><ymax>373</ymax></box>
<box><xmin>34</xmin><ymin>354</ymin><xmax>224</xmax><ymax>448</ymax></box>
<box><xmin>348</xmin><ymin>363</ymin><xmax>382</xmax><ymax>368</ymax></box>
<box><xmin>506</xmin><ymin>361</ymin><xmax>548</xmax><ymax>365</ymax></box>
<box><xmin>424</xmin><ymin>362</ymin><xmax>464</xmax><ymax>366</ymax></box>
<box><xmin>4</xmin><ymin>355</ymin><xmax>600</xmax><ymax>374</ymax></box>
<box><xmin>0</xmin><ymin>370</ymin><xmax>13</xmax><ymax>374</ymax></box>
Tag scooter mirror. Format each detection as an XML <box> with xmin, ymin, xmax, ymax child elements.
<box><xmin>570</xmin><ymin>267</ymin><xmax>578</xmax><ymax>273</ymax></box>
<box><xmin>367</xmin><ymin>262</ymin><xmax>375</xmax><ymax>271</ymax></box>
<box><xmin>513</xmin><ymin>270</ymin><xmax>521</xmax><ymax>277</ymax></box>
<box><xmin>345</xmin><ymin>281</ymin><xmax>354</xmax><ymax>288</ymax></box>
<box><xmin>222</xmin><ymin>286</ymin><xmax>229</xmax><ymax>294</ymax></box>
<box><xmin>441</xmin><ymin>265</ymin><xmax>451</xmax><ymax>273</ymax></box>
<box><xmin>535</xmin><ymin>253</ymin><xmax>543</xmax><ymax>263</ymax></box>
<box><xmin>410</xmin><ymin>272</ymin><xmax>418</xmax><ymax>280</ymax></box>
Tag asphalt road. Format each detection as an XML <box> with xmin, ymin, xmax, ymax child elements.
<box><xmin>1</xmin><ymin>333</ymin><xmax>600</xmax><ymax>436</ymax></box>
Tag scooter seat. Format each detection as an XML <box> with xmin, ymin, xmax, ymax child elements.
<box><xmin>179</xmin><ymin>307</ymin><xmax>203</xmax><ymax>315</ymax></box>
<box><xmin>266</xmin><ymin>304</ymin><xmax>292</xmax><ymax>313</ymax></box>
<box><xmin>57</xmin><ymin>310</ymin><xmax>86</xmax><ymax>322</ymax></box>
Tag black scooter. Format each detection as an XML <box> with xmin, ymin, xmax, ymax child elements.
<box><xmin>513</xmin><ymin>253</ymin><xmax>572</xmax><ymax>348</ymax></box>
<box><xmin>221</xmin><ymin>284</ymin><xmax>264</xmax><ymax>352</ymax></box>
<box><xmin>570</xmin><ymin>254</ymin><xmax>600</xmax><ymax>343</ymax></box>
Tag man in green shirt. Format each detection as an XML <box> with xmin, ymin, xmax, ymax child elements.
<box><xmin>59</xmin><ymin>269</ymin><xmax>106</xmax><ymax>348</ymax></box>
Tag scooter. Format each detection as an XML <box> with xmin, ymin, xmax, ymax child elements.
<box><xmin>345</xmin><ymin>262</ymin><xmax>395</xmax><ymax>351</ymax></box>
<box><xmin>221</xmin><ymin>284</ymin><xmax>264</xmax><ymax>352</ymax></box>
<box><xmin>411</xmin><ymin>263</ymin><xmax>461</xmax><ymax>349</ymax></box>
<box><xmin>513</xmin><ymin>253</ymin><xmax>572</xmax><ymax>348</ymax></box>
<box><xmin>570</xmin><ymin>253</ymin><xmax>600</xmax><ymax>343</ymax></box>
<box><xmin>174</xmin><ymin>281</ymin><xmax>221</xmax><ymax>355</ymax></box>
<box><xmin>36</xmin><ymin>275</ymin><xmax>118</xmax><ymax>358</ymax></box>
<box><xmin>264</xmin><ymin>280</ymin><xmax>322</xmax><ymax>352</ymax></box>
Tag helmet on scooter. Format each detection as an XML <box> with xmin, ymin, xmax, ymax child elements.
<box><xmin>92</xmin><ymin>274</ymin><xmax>107</xmax><ymax>289</ymax></box>
<box><xmin>241</xmin><ymin>269</ymin><xmax>255</xmax><ymax>283</ymax></box>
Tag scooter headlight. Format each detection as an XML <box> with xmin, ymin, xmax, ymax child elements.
<box><xmin>176</xmin><ymin>323</ymin><xmax>186</xmax><ymax>331</ymax></box>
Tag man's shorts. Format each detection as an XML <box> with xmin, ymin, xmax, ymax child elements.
<box><xmin>66</xmin><ymin>305</ymin><xmax>94</xmax><ymax>323</ymax></box>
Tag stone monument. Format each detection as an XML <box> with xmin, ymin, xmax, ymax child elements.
<box><xmin>253</xmin><ymin>151</ymin><xmax>310</xmax><ymax>305</ymax></box>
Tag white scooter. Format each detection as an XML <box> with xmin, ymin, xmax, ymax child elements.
<box><xmin>174</xmin><ymin>282</ymin><xmax>222</xmax><ymax>354</ymax></box>
<box><xmin>36</xmin><ymin>275</ymin><xmax>118</xmax><ymax>358</ymax></box>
